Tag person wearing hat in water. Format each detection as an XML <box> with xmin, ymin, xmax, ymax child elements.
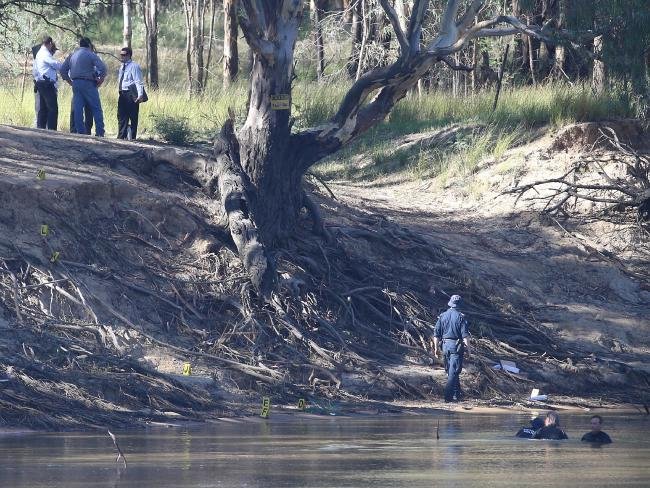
<box><xmin>581</xmin><ymin>415</ymin><xmax>612</xmax><ymax>444</ymax></box>
<box><xmin>431</xmin><ymin>294</ymin><xmax>471</xmax><ymax>402</ymax></box>
<box><xmin>516</xmin><ymin>416</ymin><xmax>545</xmax><ymax>438</ymax></box>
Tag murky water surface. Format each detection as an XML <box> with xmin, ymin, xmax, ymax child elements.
<box><xmin>1</xmin><ymin>413</ymin><xmax>648</xmax><ymax>487</ymax></box>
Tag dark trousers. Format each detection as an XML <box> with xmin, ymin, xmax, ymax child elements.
<box><xmin>443</xmin><ymin>342</ymin><xmax>464</xmax><ymax>402</ymax></box>
<box><xmin>70</xmin><ymin>100</ymin><xmax>93</xmax><ymax>134</ymax></box>
<box><xmin>33</xmin><ymin>82</ymin><xmax>39</xmax><ymax>126</ymax></box>
<box><xmin>35</xmin><ymin>80</ymin><xmax>58</xmax><ymax>130</ymax></box>
<box><xmin>117</xmin><ymin>92</ymin><xmax>140</xmax><ymax>140</ymax></box>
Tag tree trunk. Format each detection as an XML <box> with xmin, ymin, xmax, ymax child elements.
<box><xmin>510</xmin><ymin>0</ymin><xmax>526</xmax><ymax>75</ymax></box>
<box><xmin>527</xmin><ymin>29</ymin><xmax>537</xmax><ymax>85</ymax></box>
<box><xmin>183</xmin><ymin>0</ymin><xmax>210</xmax><ymax>95</ymax></box>
<box><xmin>239</xmin><ymin>55</ymin><xmax>302</xmax><ymax>242</ymax></box>
<box><xmin>311</xmin><ymin>0</ymin><xmax>326</xmax><ymax>81</ymax></box>
<box><xmin>342</xmin><ymin>0</ymin><xmax>352</xmax><ymax>24</ymax></box>
<box><xmin>144</xmin><ymin>0</ymin><xmax>159</xmax><ymax>89</ymax></box>
<box><xmin>203</xmin><ymin>0</ymin><xmax>218</xmax><ymax>89</ymax></box>
<box><xmin>347</xmin><ymin>0</ymin><xmax>363</xmax><ymax>77</ymax></box>
<box><xmin>122</xmin><ymin>0</ymin><xmax>132</xmax><ymax>48</ymax></box>
<box><xmin>355</xmin><ymin>0</ymin><xmax>369</xmax><ymax>80</ymax></box>
<box><xmin>471</xmin><ymin>38</ymin><xmax>477</xmax><ymax>92</ymax></box>
<box><xmin>237</xmin><ymin>4</ymin><xmax>304</xmax><ymax>243</ymax></box>
<box><xmin>183</xmin><ymin>0</ymin><xmax>194</xmax><ymax>95</ymax></box>
<box><xmin>552</xmin><ymin>0</ymin><xmax>566</xmax><ymax>79</ymax></box>
<box><xmin>592</xmin><ymin>35</ymin><xmax>606</xmax><ymax>94</ymax></box>
<box><xmin>193</xmin><ymin>0</ymin><xmax>206</xmax><ymax>93</ymax></box>
<box><xmin>223</xmin><ymin>0</ymin><xmax>239</xmax><ymax>87</ymax></box>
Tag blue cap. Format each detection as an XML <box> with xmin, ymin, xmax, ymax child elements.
<box><xmin>448</xmin><ymin>295</ymin><xmax>462</xmax><ymax>308</ymax></box>
<box><xmin>530</xmin><ymin>417</ymin><xmax>544</xmax><ymax>430</ymax></box>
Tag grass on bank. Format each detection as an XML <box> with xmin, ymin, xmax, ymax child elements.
<box><xmin>0</xmin><ymin>80</ymin><xmax>633</xmax><ymax>177</ymax></box>
<box><xmin>313</xmin><ymin>82</ymin><xmax>634</xmax><ymax>182</ymax></box>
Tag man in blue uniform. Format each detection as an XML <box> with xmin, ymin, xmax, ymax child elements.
<box><xmin>60</xmin><ymin>37</ymin><xmax>107</xmax><ymax>136</ymax></box>
<box><xmin>432</xmin><ymin>294</ymin><xmax>471</xmax><ymax>402</ymax></box>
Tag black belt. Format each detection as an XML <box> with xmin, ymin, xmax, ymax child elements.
<box><xmin>72</xmin><ymin>78</ymin><xmax>95</xmax><ymax>81</ymax></box>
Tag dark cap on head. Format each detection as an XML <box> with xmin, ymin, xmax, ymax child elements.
<box><xmin>447</xmin><ymin>295</ymin><xmax>462</xmax><ymax>308</ymax></box>
<box><xmin>530</xmin><ymin>417</ymin><xmax>544</xmax><ymax>430</ymax></box>
<box><xmin>79</xmin><ymin>37</ymin><xmax>92</xmax><ymax>48</ymax></box>
<box><xmin>42</xmin><ymin>35</ymin><xmax>53</xmax><ymax>45</ymax></box>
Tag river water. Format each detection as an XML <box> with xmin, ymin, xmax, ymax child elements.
<box><xmin>1</xmin><ymin>412</ymin><xmax>648</xmax><ymax>487</ymax></box>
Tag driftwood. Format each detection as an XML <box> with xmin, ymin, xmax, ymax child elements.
<box><xmin>107</xmin><ymin>430</ymin><xmax>127</xmax><ymax>468</ymax></box>
<box><xmin>503</xmin><ymin>128</ymin><xmax>650</xmax><ymax>225</ymax></box>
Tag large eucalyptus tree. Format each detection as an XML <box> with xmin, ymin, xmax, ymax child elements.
<box><xmin>209</xmin><ymin>0</ymin><xmax>549</xmax><ymax>296</ymax></box>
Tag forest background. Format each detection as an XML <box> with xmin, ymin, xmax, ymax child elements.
<box><xmin>0</xmin><ymin>0</ymin><xmax>648</xmax><ymax>182</ymax></box>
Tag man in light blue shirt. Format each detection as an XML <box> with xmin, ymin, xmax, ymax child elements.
<box><xmin>60</xmin><ymin>37</ymin><xmax>107</xmax><ymax>136</ymax></box>
<box><xmin>117</xmin><ymin>46</ymin><xmax>145</xmax><ymax>140</ymax></box>
<box><xmin>33</xmin><ymin>35</ymin><xmax>62</xmax><ymax>130</ymax></box>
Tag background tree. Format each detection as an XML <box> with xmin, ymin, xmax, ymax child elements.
<box><xmin>223</xmin><ymin>0</ymin><xmax>239</xmax><ymax>87</ymax></box>
<box><xmin>122</xmin><ymin>0</ymin><xmax>132</xmax><ymax>48</ymax></box>
<box><xmin>143</xmin><ymin>0</ymin><xmax>159</xmax><ymax>89</ymax></box>
<box><xmin>182</xmin><ymin>0</ymin><xmax>218</xmax><ymax>95</ymax></box>
<box><xmin>310</xmin><ymin>0</ymin><xmax>326</xmax><ymax>81</ymax></box>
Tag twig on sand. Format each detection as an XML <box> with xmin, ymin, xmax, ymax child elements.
<box><xmin>107</xmin><ymin>430</ymin><xmax>128</xmax><ymax>469</ymax></box>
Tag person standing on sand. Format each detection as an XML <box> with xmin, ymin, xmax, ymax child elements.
<box><xmin>581</xmin><ymin>415</ymin><xmax>612</xmax><ymax>444</ymax></box>
<box><xmin>431</xmin><ymin>294</ymin><xmax>471</xmax><ymax>402</ymax></box>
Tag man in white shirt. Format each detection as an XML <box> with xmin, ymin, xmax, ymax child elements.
<box><xmin>33</xmin><ymin>35</ymin><xmax>62</xmax><ymax>130</ymax></box>
<box><xmin>117</xmin><ymin>47</ymin><xmax>145</xmax><ymax>140</ymax></box>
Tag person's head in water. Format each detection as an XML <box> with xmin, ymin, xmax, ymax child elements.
<box><xmin>545</xmin><ymin>411</ymin><xmax>560</xmax><ymax>427</ymax></box>
<box><xmin>530</xmin><ymin>416</ymin><xmax>544</xmax><ymax>430</ymax></box>
<box><xmin>590</xmin><ymin>415</ymin><xmax>604</xmax><ymax>433</ymax></box>
<box><xmin>448</xmin><ymin>295</ymin><xmax>462</xmax><ymax>308</ymax></box>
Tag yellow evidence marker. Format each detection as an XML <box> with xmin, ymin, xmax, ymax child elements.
<box><xmin>182</xmin><ymin>362</ymin><xmax>192</xmax><ymax>376</ymax></box>
<box><xmin>50</xmin><ymin>251</ymin><xmax>60</xmax><ymax>263</ymax></box>
<box><xmin>37</xmin><ymin>169</ymin><xmax>46</xmax><ymax>180</ymax></box>
<box><xmin>260</xmin><ymin>397</ymin><xmax>270</xmax><ymax>418</ymax></box>
<box><xmin>40</xmin><ymin>224</ymin><xmax>49</xmax><ymax>236</ymax></box>
<box><xmin>297</xmin><ymin>398</ymin><xmax>306</xmax><ymax>410</ymax></box>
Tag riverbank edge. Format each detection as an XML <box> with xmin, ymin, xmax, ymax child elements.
<box><xmin>2</xmin><ymin>398</ymin><xmax>645</xmax><ymax>434</ymax></box>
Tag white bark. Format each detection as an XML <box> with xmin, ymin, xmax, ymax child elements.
<box><xmin>122</xmin><ymin>0</ymin><xmax>132</xmax><ymax>48</ymax></box>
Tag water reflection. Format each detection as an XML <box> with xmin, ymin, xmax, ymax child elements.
<box><xmin>0</xmin><ymin>413</ymin><xmax>648</xmax><ymax>487</ymax></box>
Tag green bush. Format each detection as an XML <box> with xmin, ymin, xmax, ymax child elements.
<box><xmin>150</xmin><ymin>114</ymin><xmax>193</xmax><ymax>145</ymax></box>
